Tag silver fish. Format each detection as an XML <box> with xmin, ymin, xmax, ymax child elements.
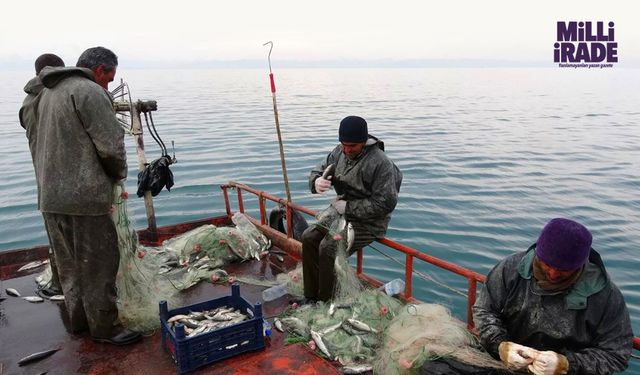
<box><xmin>188</xmin><ymin>311</ymin><xmax>207</xmax><ymax>321</ymax></box>
<box><xmin>167</xmin><ymin>314</ymin><xmax>190</xmax><ymax>324</ymax></box>
<box><xmin>346</xmin><ymin>318</ymin><xmax>378</xmax><ymax>334</ymax></box>
<box><xmin>310</xmin><ymin>330</ymin><xmax>331</xmax><ymax>358</ymax></box>
<box><xmin>49</xmin><ymin>295</ymin><xmax>65</xmax><ymax>301</ymax></box>
<box><xmin>181</xmin><ymin>319</ymin><xmax>201</xmax><ymax>329</ymax></box>
<box><xmin>342</xmin><ymin>364</ymin><xmax>373</xmax><ymax>374</ymax></box>
<box><xmin>341</xmin><ymin>323</ymin><xmax>366</xmax><ymax>336</ymax></box>
<box><xmin>328</xmin><ymin>303</ymin><xmax>336</xmax><ymax>316</ymax></box>
<box><xmin>322</xmin><ymin>163</ymin><xmax>336</xmax><ymax>179</ymax></box>
<box><xmin>17</xmin><ymin>260</ymin><xmax>49</xmax><ymax>272</ymax></box>
<box><xmin>17</xmin><ymin>347</ymin><xmax>60</xmax><ymax>366</ymax></box>
<box><xmin>6</xmin><ymin>288</ymin><xmax>20</xmax><ymax>297</ymax></box>
<box><xmin>187</xmin><ymin>325</ymin><xmax>207</xmax><ymax>337</ymax></box>
<box><xmin>22</xmin><ymin>296</ymin><xmax>45</xmax><ymax>303</ymax></box>
<box><xmin>318</xmin><ymin>321</ymin><xmax>342</xmax><ymax>336</ymax></box>
<box><xmin>346</xmin><ymin>223</ymin><xmax>354</xmax><ymax>252</ymax></box>
<box><xmin>274</xmin><ymin>318</ymin><xmax>284</xmax><ymax>332</ymax></box>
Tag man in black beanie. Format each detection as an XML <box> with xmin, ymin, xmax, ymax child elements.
<box><xmin>301</xmin><ymin>115</ymin><xmax>402</xmax><ymax>302</ymax></box>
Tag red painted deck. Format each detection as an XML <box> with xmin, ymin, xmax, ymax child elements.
<box><xmin>0</xmin><ymin>217</ymin><xmax>340</xmax><ymax>375</ymax></box>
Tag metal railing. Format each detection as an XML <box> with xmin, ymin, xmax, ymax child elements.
<box><xmin>220</xmin><ymin>181</ymin><xmax>640</xmax><ymax>351</ymax></box>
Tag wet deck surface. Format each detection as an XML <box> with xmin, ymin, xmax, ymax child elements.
<box><xmin>0</xmin><ymin>252</ymin><xmax>339</xmax><ymax>374</ymax></box>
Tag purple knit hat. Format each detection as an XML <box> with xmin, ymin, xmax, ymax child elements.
<box><xmin>535</xmin><ymin>218</ymin><xmax>592</xmax><ymax>271</ymax></box>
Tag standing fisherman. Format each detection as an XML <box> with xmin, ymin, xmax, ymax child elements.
<box><xmin>31</xmin><ymin>46</ymin><xmax>140</xmax><ymax>345</ymax></box>
<box><xmin>19</xmin><ymin>53</ymin><xmax>65</xmax><ymax>297</ymax></box>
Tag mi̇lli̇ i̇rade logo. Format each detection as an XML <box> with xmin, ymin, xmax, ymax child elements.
<box><xmin>554</xmin><ymin>21</ymin><xmax>617</xmax><ymax>68</ymax></box>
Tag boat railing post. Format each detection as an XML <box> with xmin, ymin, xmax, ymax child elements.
<box><xmin>467</xmin><ymin>278</ymin><xmax>478</xmax><ymax>330</ymax></box>
<box><xmin>285</xmin><ymin>203</ymin><xmax>293</xmax><ymax>239</ymax></box>
<box><xmin>405</xmin><ymin>254</ymin><xmax>413</xmax><ymax>300</ymax></box>
<box><xmin>237</xmin><ymin>188</ymin><xmax>244</xmax><ymax>213</ymax></box>
<box><xmin>357</xmin><ymin>249</ymin><xmax>363</xmax><ymax>275</ymax></box>
<box><xmin>259</xmin><ymin>193</ymin><xmax>266</xmax><ymax>226</ymax></box>
<box><xmin>222</xmin><ymin>185</ymin><xmax>232</xmax><ymax>217</ymax></box>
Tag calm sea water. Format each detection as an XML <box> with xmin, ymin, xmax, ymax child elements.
<box><xmin>1</xmin><ymin>68</ymin><xmax>639</xmax><ymax>371</ymax></box>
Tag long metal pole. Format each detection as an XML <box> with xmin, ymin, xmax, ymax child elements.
<box><xmin>131</xmin><ymin>101</ymin><xmax>157</xmax><ymax>235</ymax></box>
<box><xmin>264</xmin><ymin>41</ymin><xmax>292</xmax><ymax>203</ymax></box>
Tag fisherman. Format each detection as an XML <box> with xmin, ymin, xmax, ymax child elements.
<box><xmin>472</xmin><ymin>218</ymin><xmax>632</xmax><ymax>375</ymax></box>
<box><xmin>301</xmin><ymin>115</ymin><xmax>402</xmax><ymax>303</ymax></box>
<box><xmin>19</xmin><ymin>53</ymin><xmax>66</xmax><ymax>297</ymax></box>
<box><xmin>32</xmin><ymin>46</ymin><xmax>140</xmax><ymax>345</ymax></box>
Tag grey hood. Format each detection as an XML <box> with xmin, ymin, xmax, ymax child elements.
<box><xmin>39</xmin><ymin>66</ymin><xmax>94</xmax><ymax>89</ymax></box>
<box><xmin>23</xmin><ymin>76</ymin><xmax>44</xmax><ymax>95</ymax></box>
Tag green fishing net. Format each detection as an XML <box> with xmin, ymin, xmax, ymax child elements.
<box><xmin>277</xmin><ymin>205</ymin><xmax>505</xmax><ymax>374</ymax></box>
<box><xmin>36</xmin><ymin>184</ymin><xmax>272</xmax><ymax>333</ymax></box>
<box><xmin>373</xmin><ymin>303</ymin><xmax>506</xmax><ymax>374</ymax></box>
<box><xmin>111</xmin><ymin>185</ymin><xmax>272</xmax><ymax>332</ymax></box>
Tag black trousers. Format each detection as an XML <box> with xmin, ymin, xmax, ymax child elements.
<box><xmin>301</xmin><ymin>224</ymin><xmax>376</xmax><ymax>302</ymax></box>
<box><xmin>43</xmin><ymin>212</ymin><xmax>120</xmax><ymax>338</ymax></box>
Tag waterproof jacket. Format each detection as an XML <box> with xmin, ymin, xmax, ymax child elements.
<box><xmin>473</xmin><ymin>246</ymin><xmax>632</xmax><ymax>374</ymax></box>
<box><xmin>30</xmin><ymin>66</ymin><xmax>127</xmax><ymax>215</ymax></box>
<box><xmin>308</xmin><ymin>136</ymin><xmax>402</xmax><ymax>238</ymax></box>
<box><xmin>19</xmin><ymin>76</ymin><xmax>44</xmax><ymax>129</ymax></box>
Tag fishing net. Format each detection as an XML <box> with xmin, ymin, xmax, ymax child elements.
<box><xmin>111</xmin><ymin>186</ymin><xmax>275</xmax><ymax>332</ymax></box>
<box><xmin>373</xmin><ymin>303</ymin><xmax>506</xmax><ymax>374</ymax></box>
<box><xmin>35</xmin><ymin>184</ymin><xmax>271</xmax><ymax>332</ymax></box>
<box><xmin>278</xmin><ymin>204</ymin><xmax>505</xmax><ymax>374</ymax></box>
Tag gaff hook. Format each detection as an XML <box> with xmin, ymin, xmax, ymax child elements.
<box><xmin>263</xmin><ymin>41</ymin><xmax>273</xmax><ymax>73</ymax></box>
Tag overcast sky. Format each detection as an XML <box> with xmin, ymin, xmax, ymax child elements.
<box><xmin>1</xmin><ymin>0</ymin><xmax>638</xmax><ymax>68</ymax></box>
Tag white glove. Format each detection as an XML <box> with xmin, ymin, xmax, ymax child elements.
<box><xmin>314</xmin><ymin>176</ymin><xmax>332</xmax><ymax>194</ymax></box>
<box><xmin>498</xmin><ymin>341</ymin><xmax>537</xmax><ymax>370</ymax></box>
<box><xmin>331</xmin><ymin>199</ymin><xmax>347</xmax><ymax>215</ymax></box>
<box><xmin>528</xmin><ymin>350</ymin><xmax>569</xmax><ymax>375</ymax></box>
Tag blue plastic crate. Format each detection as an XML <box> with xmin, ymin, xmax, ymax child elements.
<box><xmin>159</xmin><ymin>283</ymin><xmax>266</xmax><ymax>374</ymax></box>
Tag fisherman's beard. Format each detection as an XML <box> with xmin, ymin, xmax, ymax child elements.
<box><xmin>532</xmin><ymin>257</ymin><xmax>584</xmax><ymax>292</ymax></box>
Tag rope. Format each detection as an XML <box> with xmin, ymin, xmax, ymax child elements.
<box><xmin>366</xmin><ymin>244</ymin><xmax>468</xmax><ymax>298</ymax></box>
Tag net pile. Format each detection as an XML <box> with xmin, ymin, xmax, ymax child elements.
<box><xmin>279</xmin><ymin>204</ymin><xmax>504</xmax><ymax>374</ymax></box>
<box><xmin>37</xmin><ymin>185</ymin><xmax>271</xmax><ymax>333</ymax></box>
<box><xmin>373</xmin><ymin>303</ymin><xmax>505</xmax><ymax>374</ymax></box>
<box><xmin>112</xmin><ymin>186</ymin><xmax>271</xmax><ymax>331</ymax></box>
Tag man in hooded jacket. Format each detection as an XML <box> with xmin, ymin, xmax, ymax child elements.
<box><xmin>27</xmin><ymin>46</ymin><xmax>140</xmax><ymax>345</ymax></box>
<box><xmin>19</xmin><ymin>53</ymin><xmax>65</xmax><ymax>297</ymax></box>
<box><xmin>302</xmin><ymin>115</ymin><xmax>402</xmax><ymax>302</ymax></box>
<box><xmin>471</xmin><ymin>218</ymin><xmax>632</xmax><ymax>375</ymax></box>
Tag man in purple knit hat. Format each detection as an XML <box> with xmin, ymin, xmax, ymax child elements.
<box><xmin>470</xmin><ymin>218</ymin><xmax>633</xmax><ymax>375</ymax></box>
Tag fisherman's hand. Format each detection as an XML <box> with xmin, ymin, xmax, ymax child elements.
<box><xmin>314</xmin><ymin>176</ymin><xmax>332</xmax><ymax>194</ymax></box>
<box><xmin>331</xmin><ymin>199</ymin><xmax>347</xmax><ymax>214</ymax></box>
<box><xmin>498</xmin><ymin>341</ymin><xmax>537</xmax><ymax>370</ymax></box>
<box><xmin>528</xmin><ymin>350</ymin><xmax>569</xmax><ymax>375</ymax></box>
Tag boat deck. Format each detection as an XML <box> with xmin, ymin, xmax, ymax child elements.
<box><xmin>0</xmin><ymin>240</ymin><xmax>339</xmax><ymax>374</ymax></box>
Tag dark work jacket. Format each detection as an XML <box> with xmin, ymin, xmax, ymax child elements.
<box><xmin>19</xmin><ymin>76</ymin><xmax>45</xmax><ymax>170</ymax></box>
<box><xmin>32</xmin><ymin>66</ymin><xmax>127</xmax><ymax>215</ymax></box>
<box><xmin>473</xmin><ymin>246</ymin><xmax>632</xmax><ymax>374</ymax></box>
<box><xmin>308</xmin><ymin>136</ymin><xmax>402</xmax><ymax>238</ymax></box>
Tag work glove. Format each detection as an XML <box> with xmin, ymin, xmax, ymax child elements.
<box><xmin>314</xmin><ymin>176</ymin><xmax>332</xmax><ymax>194</ymax></box>
<box><xmin>498</xmin><ymin>341</ymin><xmax>537</xmax><ymax>370</ymax></box>
<box><xmin>528</xmin><ymin>350</ymin><xmax>569</xmax><ymax>375</ymax></box>
<box><xmin>331</xmin><ymin>199</ymin><xmax>347</xmax><ymax>215</ymax></box>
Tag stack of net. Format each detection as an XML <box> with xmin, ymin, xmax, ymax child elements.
<box><xmin>37</xmin><ymin>184</ymin><xmax>271</xmax><ymax>333</ymax></box>
<box><xmin>279</xmin><ymin>205</ymin><xmax>505</xmax><ymax>373</ymax></box>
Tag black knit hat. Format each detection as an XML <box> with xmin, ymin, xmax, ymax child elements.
<box><xmin>339</xmin><ymin>116</ymin><xmax>368</xmax><ymax>143</ymax></box>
